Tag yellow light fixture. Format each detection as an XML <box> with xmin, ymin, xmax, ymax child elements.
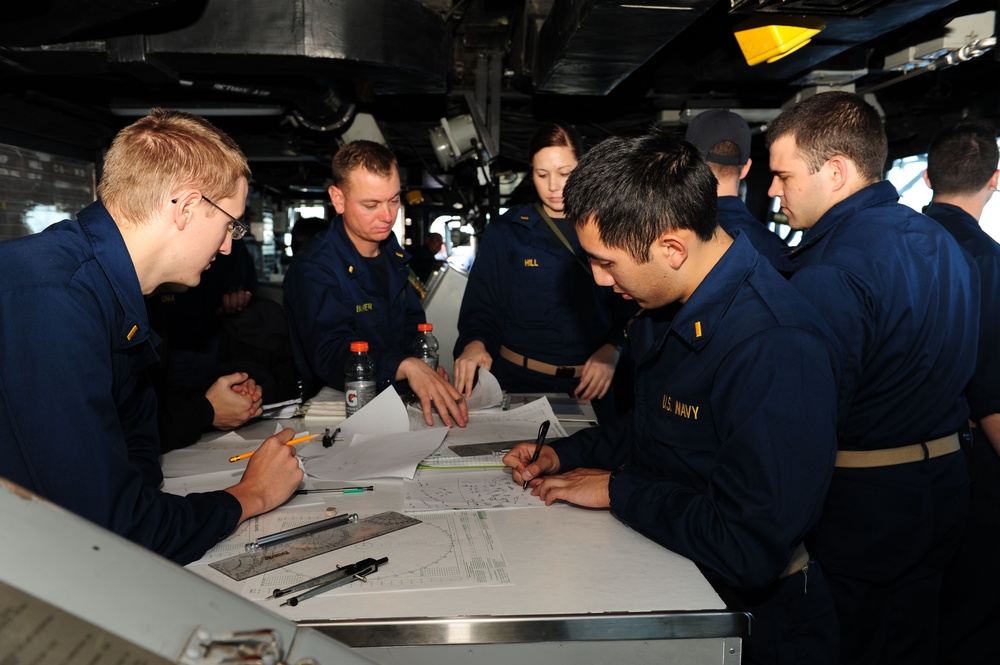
<box><xmin>734</xmin><ymin>17</ymin><xmax>825</xmax><ymax>66</ymax></box>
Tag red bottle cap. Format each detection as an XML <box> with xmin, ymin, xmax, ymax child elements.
<box><xmin>350</xmin><ymin>341</ymin><xmax>369</xmax><ymax>353</ymax></box>
<box><xmin>418</xmin><ymin>323</ymin><xmax>433</xmax><ymax>332</ymax></box>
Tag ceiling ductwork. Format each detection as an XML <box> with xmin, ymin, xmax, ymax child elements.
<box><xmin>0</xmin><ymin>0</ymin><xmax>995</xmax><ymax>198</ymax></box>
<box><xmin>2</xmin><ymin>0</ymin><xmax>449</xmax><ymax>95</ymax></box>
<box><xmin>530</xmin><ymin>0</ymin><xmax>970</xmax><ymax>100</ymax></box>
<box><xmin>533</xmin><ymin>0</ymin><xmax>719</xmax><ymax>95</ymax></box>
<box><xmin>724</xmin><ymin>0</ymin><xmax>968</xmax><ymax>84</ymax></box>
<box><xmin>0</xmin><ymin>0</ymin><xmax>181</xmax><ymax>47</ymax></box>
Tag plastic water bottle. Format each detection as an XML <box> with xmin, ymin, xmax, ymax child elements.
<box><xmin>344</xmin><ymin>341</ymin><xmax>376</xmax><ymax>416</ymax></box>
<box><xmin>413</xmin><ymin>323</ymin><xmax>439</xmax><ymax>371</ymax></box>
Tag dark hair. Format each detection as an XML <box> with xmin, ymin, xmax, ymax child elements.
<box><xmin>332</xmin><ymin>140</ymin><xmax>397</xmax><ymax>189</ymax></box>
<box><xmin>926</xmin><ymin>123</ymin><xmax>999</xmax><ymax>195</ymax></box>
<box><xmin>529</xmin><ymin>122</ymin><xmax>584</xmax><ymax>162</ymax></box>
<box><xmin>766</xmin><ymin>91</ymin><xmax>887</xmax><ymax>183</ymax></box>
<box><xmin>707</xmin><ymin>140</ymin><xmax>743</xmax><ymax>180</ymax></box>
<box><xmin>564</xmin><ymin>128</ymin><xmax>718</xmax><ymax>263</ymax></box>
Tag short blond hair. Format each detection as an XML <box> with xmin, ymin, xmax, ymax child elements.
<box><xmin>332</xmin><ymin>140</ymin><xmax>397</xmax><ymax>192</ymax></box>
<box><xmin>97</xmin><ymin>108</ymin><xmax>251</xmax><ymax>224</ymax></box>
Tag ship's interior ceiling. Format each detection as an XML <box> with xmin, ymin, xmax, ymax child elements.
<box><xmin>0</xmin><ymin>0</ymin><xmax>997</xmax><ymax>213</ymax></box>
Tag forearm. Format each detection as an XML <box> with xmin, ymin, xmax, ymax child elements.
<box><xmin>976</xmin><ymin>413</ymin><xmax>1000</xmax><ymax>457</ymax></box>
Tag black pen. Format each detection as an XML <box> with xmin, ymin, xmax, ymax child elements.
<box><xmin>523</xmin><ymin>419</ymin><xmax>550</xmax><ymax>491</ymax></box>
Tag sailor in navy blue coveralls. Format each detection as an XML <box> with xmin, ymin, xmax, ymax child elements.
<box><xmin>685</xmin><ymin>109</ymin><xmax>791</xmax><ymax>272</ymax></box>
<box><xmin>455</xmin><ymin>203</ymin><xmax>629</xmax><ymax>418</ymax></box>
<box><xmin>767</xmin><ymin>94</ymin><xmax>978</xmax><ymax>664</ymax></box>
<box><xmin>550</xmin><ymin>234</ymin><xmax>841</xmax><ymax>664</ymax></box>
<box><xmin>284</xmin><ymin>219</ymin><xmax>424</xmax><ymax>395</ymax></box>
<box><xmin>0</xmin><ymin>203</ymin><xmax>247</xmax><ymax>565</ymax></box>
<box><xmin>506</xmin><ymin>130</ymin><xmax>841</xmax><ymax>665</ymax></box>
<box><xmin>925</xmin><ymin>197</ymin><xmax>1000</xmax><ymax>664</ymax></box>
<box><xmin>786</xmin><ymin>183</ymin><xmax>976</xmax><ymax>665</ymax></box>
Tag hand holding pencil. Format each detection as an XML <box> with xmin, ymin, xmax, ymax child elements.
<box><xmin>229</xmin><ymin>432</ymin><xmax>321</xmax><ymax>463</ymax></box>
<box><xmin>223</xmin><ymin>428</ymin><xmax>305</xmax><ymax>524</ymax></box>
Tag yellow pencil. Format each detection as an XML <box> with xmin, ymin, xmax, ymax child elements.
<box><xmin>228</xmin><ymin>433</ymin><xmax>321</xmax><ymax>463</ymax></box>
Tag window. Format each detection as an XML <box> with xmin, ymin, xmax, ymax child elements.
<box><xmin>0</xmin><ymin>143</ymin><xmax>95</xmax><ymax>242</ymax></box>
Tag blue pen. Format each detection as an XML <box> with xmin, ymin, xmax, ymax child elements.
<box><xmin>522</xmin><ymin>419</ymin><xmax>550</xmax><ymax>491</ymax></box>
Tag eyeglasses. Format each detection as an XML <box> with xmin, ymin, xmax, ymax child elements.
<box><xmin>170</xmin><ymin>194</ymin><xmax>250</xmax><ymax>240</ymax></box>
<box><xmin>200</xmin><ymin>194</ymin><xmax>250</xmax><ymax>240</ymax></box>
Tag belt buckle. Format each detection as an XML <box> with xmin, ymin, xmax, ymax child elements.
<box><xmin>555</xmin><ymin>366</ymin><xmax>575</xmax><ymax>379</ymax></box>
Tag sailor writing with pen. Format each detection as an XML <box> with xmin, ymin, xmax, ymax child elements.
<box><xmin>503</xmin><ymin>130</ymin><xmax>840</xmax><ymax>665</ymax></box>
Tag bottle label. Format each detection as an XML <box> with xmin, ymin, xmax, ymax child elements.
<box><xmin>345</xmin><ymin>380</ymin><xmax>377</xmax><ymax>415</ymax></box>
<box><xmin>419</xmin><ymin>356</ymin><xmax>439</xmax><ymax>371</ymax></box>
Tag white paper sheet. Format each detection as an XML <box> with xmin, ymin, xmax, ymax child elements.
<box><xmin>160</xmin><ymin>468</ymin><xmax>245</xmax><ymax>494</ymax></box>
<box><xmin>337</xmin><ymin>385</ymin><xmax>410</xmax><ymax>443</ymax></box>
<box><xmin>442</xmin><ymin>396</ymin><xmax>568</xmax><ymax>448</ymax></box>
<box><xmin>303</xmin><ymin>427</ymin><xmax>449</xmax><ymax>481</ymax></box>
<box><xmin>186</xmin><ymin>506</ymin><xmax>334</xmax><ymax>565</ymax></box>
<box><xmin>159</xmin><ymin>424</ymin><xmax>297</xmax><ymax>477</ymax></box>
<box><xmin>207</xmin><ymin>510</ymin><xmax>512</xmax><ymax>600</ymax></box>
<box><xmin>464</xmin><ymin>367</ymin><xmax>504</xmax><ymax>411</ymax></box>
<box><xmin>404</xmin><ymin>468</ymin><xmax>550</xmax><ymax>511</ymax></box>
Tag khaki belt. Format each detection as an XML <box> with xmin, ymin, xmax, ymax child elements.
<box><xmin>834</xmin><ymin>433</ymin><xmax>961</xmax><ymax>469</ymax></box>
<box><xmin>500</xmin><ymin>345</ymin><xmax>584</xmax><ymax>379</ymax></box>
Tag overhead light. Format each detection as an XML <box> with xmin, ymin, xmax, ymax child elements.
<box><xmin>733</xmin><ymin>17</ymin><xmax>825</xmax><ymax>66</ymax></box>
<box><xmin>429</xmin><ymin>115</ymin><xmax>485</xmax><ymax>171</ymax></box>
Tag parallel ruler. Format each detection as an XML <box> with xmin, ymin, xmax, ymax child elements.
<box><xmin>209</xmin><ymin>511</ymin><xmax>421</xmax><ymax>581</ymax></box>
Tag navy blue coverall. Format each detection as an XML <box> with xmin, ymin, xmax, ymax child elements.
<box><xmin>0</xmin><ymin>202</ymin><xmax>242</xmax><ymax>565</ymax></box>
<box><xmin>717</xmin><ymin>195</ymin><xmax>790</xmax><ymax>272</ymax></box>
<box><xmin>925</xmin><ymin>201</ymin><xmax>1000</xmax><ymax>665</ymax></box>
<box><xmin>787</xmin><ymin>182</ymin><xmax>979</xmax><ymax>665</ymax></box>
<box><xmin>455</xmin><ymin>203</ymin><xmax>632</xmax><ymax>416</ymax></box>
<box><xmin>283</xmin><ymin>219</ymin><xmax>425</xmax><ymax>395</ymax></box>
<box><xmin>549</xmin><ymin>233</ymin><xmax>841</xmax><ymax>665</ymax></box>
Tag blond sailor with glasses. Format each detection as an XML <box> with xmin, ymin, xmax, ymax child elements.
<box><xmin>0</xmin><ymin>109</ymin><xmax>303</xmax><ymax>565</ymax></box>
